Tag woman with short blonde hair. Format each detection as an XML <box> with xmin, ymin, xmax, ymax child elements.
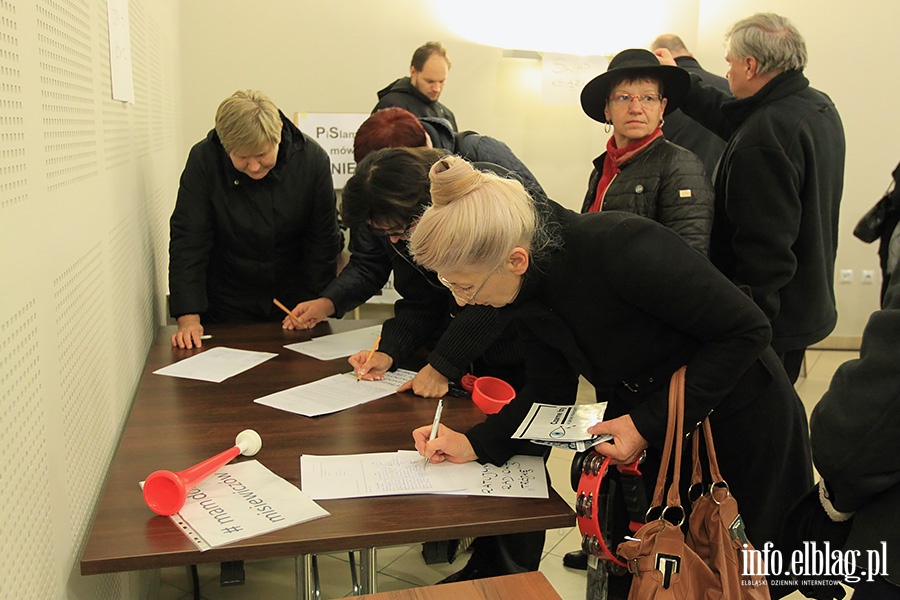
<box><xmin>410</xmin><ymin>156</ymin><xmax>812</xmax><ymax>597</ymax></box>
<box><xmin>214</xmin><ymin>89</ymin><xmax>282</xmax><ymax>154</ymax></box>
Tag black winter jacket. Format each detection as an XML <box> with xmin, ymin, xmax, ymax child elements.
<box><xmin>680</xmin><ymin>70</ymin><xmax>845</xmax><ymax>351</ymax></box>
<box><xmin>168</xmin><ymin>112</ymin><xmax>342</xmax><ymax>323</ymax></box>
<box><xmin>466</xmin><ymin>203</ymin><xmax>811</xmax><ymax>554</ymax></box>
<box><xmin>322</xmin><ymin>225</ymin><xmax>522</xmax><ymax>380</ymax></box>
<box><xmin>811</xmin><ymin>258</ymin><xmax>900</xmax><ymax>584</ymax></box>
<box><xmin>374</xmin><ymin>77</ymin><xmax>458</xmax><ymax>131</ymax></box>
<box><xmin>422</xmin><ymin>117</ymin><xmax>546</xmax><ymax>198</ymax></box>
<box><xmin>581</xmin><ymin>137</ymin><xmax>713</xmax><ymax>254</ymax></box>
<box><xmin>662</xmin><ymin>56</ymin><xmax>730</xmax><ymax>178</ymax></box>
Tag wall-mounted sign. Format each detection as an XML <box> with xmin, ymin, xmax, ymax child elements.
<box><xmin>295</xmin><ymin>113</ymin><xmax>369</xmax><ymax>189</ymax></box>
<box><xmin>541</xmin><ymin>53</ymin><xmax>608</xmax><ymax>105</ymax></box>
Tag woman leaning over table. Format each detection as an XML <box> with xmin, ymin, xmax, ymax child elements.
<box><xmin>410</xmin><ymin>156</ymin><xmax>812</xmax><ymax>599</ymax></box>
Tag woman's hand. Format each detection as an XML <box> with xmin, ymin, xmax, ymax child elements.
<box><xmin>284</xmin><ymin>297</ymin><xmax>335</xmax><ymax>330</ymax></box>
<box><xmin>348</xmin><ymin>350</ymin><xmax>393</xmax><ymax>380</ymax></box>
<box><xmin>396</xmin><ymin>363</ymin><xmax>448</xmax><ymax>398</ymax></box>
<box><xmin>588</xmin><ymin>415</ymin><xmax>648</xmax><ymax>465</ymax></box>
<box><xmin>172</xmin><ymin>314</ymin><xmax>204</xmax><ymax>349</ymax></box>
<box><xmin>412</xmin><ymin>423</ymin><xmax>477</xmax><ymax>465</ymax></box>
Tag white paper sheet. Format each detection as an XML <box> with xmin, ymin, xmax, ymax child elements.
<box><xmin>300</xmin><ymin>451</ymin><xmax>548</xmax><ymax>500</ymax></box>
<box><xmin>142</xmin><ymin>460</ymin><xmax>329</xmax><ymax>551</ymax></box>
<box><xmin>253</xmin><ymin>369</ymin><xmax>416</xmax><ymax>417</ymax></box>
<box><xmin>152</xmin><ymin>347</ymin><xmax>278</xmax><ymax>383</ymax></box>
<box><xmin>512</xmin><ymin>403</ymin><xmax>612</xmax><ymax>451</ymax></box>
<box><xmin>284</xmin><ymin>324</ymin><xmax>383</xmax><ymax>360</ymax></box>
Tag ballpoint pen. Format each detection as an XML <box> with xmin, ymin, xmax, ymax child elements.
<box><xmin>357</xmin><ymin>335</ymin><xmax>381</xmax><ymax>382</ymax></box>
<box><xmin>424</xmin><ymin>398</ymin><xmax>444</xmax><ymax>467</ymax></box>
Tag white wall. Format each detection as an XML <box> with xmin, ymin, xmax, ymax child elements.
<box><xmin>179</xmin><ymin>0</ymin><xmax>899</xmax><ymax>341</ymax></box>
<box><xmin>0</xmin><ymin>0</ymin><xmax>180</xmax><ymax>598</ymax></box>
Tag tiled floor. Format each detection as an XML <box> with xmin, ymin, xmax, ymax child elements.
<box><xmin>157</xmin><ymin>349</ymin><xmax>858</xmax><ymax>600</ymax></box>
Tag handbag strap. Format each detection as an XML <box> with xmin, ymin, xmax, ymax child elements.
<box><xmin>664</xmin><ymin>367</ymin><xmax>686</xmax><ymax>510</ymax></box>
<box><xmin>650</xmin><ymin>367</ymin><xmax>679</xmax><ymax>507</ymax></box>
<box><xmin>690</xmin><ymin>418</ymin><xmax>725</xmax><ymax>487</ymax></box>
<box><xmin>651</xmin><ymin>367</ymin><xmax>687</xmax><ymax>514</ymax></box>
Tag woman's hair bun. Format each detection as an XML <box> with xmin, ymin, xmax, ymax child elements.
<box><xmin>429</xmin><ymin>156</ymin><xmax>485</xmax><ymax>206</ymax></box>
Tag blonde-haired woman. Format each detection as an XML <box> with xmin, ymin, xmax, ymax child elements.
<box><xmin>168</xmin><ymin>90</ymin><xmax>342</xmax><ymax>349</ymax></box>
<box><xmin>411</xmin><ymin>156</ymin><xmax>811</xmax><ymax>598</ymax></box>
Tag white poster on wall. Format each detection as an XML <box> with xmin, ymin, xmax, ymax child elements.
<box><xmin>295</xmin><ymin>113</ymin><xmax>369</xmax><ymax>189</ymax></box>
<box><xmin>541</xmin><ymin>53</ymin><xmax>608</xmax><ymax>105</ymax></box>
<box><xmin>106</xmin><ymin>0</ymin><xmax>134</xmax><ymax>103</ymax></box>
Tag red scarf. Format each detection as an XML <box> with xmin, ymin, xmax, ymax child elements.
<box><xmin>588</xmin><ymin>127</ymin><xmax>663</xmax><ymax>213</ymax></box>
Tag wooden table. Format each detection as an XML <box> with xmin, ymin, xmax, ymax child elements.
<box><xmin>80</xmin><ymin>321</ymin><xmax>575</xmax><ymax>599</ymax></box>
<box><xmin>345</xmin><ymin>571</ymin><xmax>562</xmax><ymax>599</ymax></box>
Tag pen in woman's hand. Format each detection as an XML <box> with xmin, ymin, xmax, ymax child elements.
<box><xmin>424</xmin><ymin>398</ymin><xmax>444</xmax><ymax>467</ymax></box>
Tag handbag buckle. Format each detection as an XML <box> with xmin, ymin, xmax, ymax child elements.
<box><xmin>655</xmin><ymin>553</ymin><xmax>681</xmax><ymax>589</ymax></box>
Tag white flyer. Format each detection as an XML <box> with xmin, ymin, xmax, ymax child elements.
<box><xmin>512</xmin><ymin>403</ymin><xmax>612</xmax><ymax>451</ymax></box>
<box><xmin>253</xmin><ymin>369</ymin><xmax>416</xmax><ymax>417</ymax></box>
<box><xmin>283</xmin><ymin>324</ymin><xmax>382</xmax><ymax>360</ymax></box>
<box><xmin>300</xmin><ymin>451</ymin><xmax>549</xmax><ymax>500</ymax></box>
<box><xmin>143</xmin><ymin>460</ymin><xmax>330</xmax><ymax>551</ymax></box>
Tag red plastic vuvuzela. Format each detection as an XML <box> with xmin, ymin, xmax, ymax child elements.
<box><xmin>142</xmin><ymin>429</ymin><xmax>262</xmax><ymax>516</ymax></box>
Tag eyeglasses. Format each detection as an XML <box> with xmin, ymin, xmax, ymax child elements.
<box><xmin>369</xmin><ymin>223</ymin><xmax>411</xmax><ymax>239</ymax></box>
<box><xmin>608</xmin><ymin>93</ymin><xmax>663</xmax><ymax>108</ymax></box>
<box><xmin>438</xmin><ymin>270</ymin><xmax>494</xmax><ymax>304</ymax></box>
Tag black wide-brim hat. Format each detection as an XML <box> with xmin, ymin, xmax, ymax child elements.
<box><xmin>581</xmin><ymin>48</ymin><xmax>690</xmax><ymax>123</ymax></box>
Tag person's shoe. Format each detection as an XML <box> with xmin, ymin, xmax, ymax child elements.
<box><xmin>437</xmin><ymin>559</ymin><xmax>486</xmax><ymax>584</ymax></box>
<box><xmin>563</xmin><ymin>549</ymin><xmax>588</xmax><ymax>570</ymax></box>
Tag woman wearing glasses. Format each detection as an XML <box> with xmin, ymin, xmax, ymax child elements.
<box><xmin>580</xmin><ymin>49</ymin><xmax>713</xmax><ymax>254</ymax></box>
<box><xmin>411</xmin><ymin>156</ymin><xmax>812</xmax><ymax>598</ymax></box>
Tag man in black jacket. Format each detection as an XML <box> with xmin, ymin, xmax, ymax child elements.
<box><xmin>168</xmin><ymin>90</ymin><xmax>341</xmax><ymax>349</ymax></box>
<box><xmin>650</xmin><ymin>34</ymin><xmax>731</xmax><ymax>178</ymax></box>
<box><xmin>656</xmin><ymin>13</ymin><xmax>845</xmax><ymax>383</ymax></box>
<box><xmin>373</xmin><ymin>41</ymin><xmax>458</xmax><ymax>131</ymax></box>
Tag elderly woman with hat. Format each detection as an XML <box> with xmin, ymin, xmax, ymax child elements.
<box><xmin>580</xmin><ymin>48</ymin><xmax>713</xmax><ymax>254</ymax></box>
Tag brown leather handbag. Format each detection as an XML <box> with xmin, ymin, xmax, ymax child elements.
<box><xmin>616</xmin><ymin>367</ymin><xmax>771</xmax><ymax>599</ymax></box>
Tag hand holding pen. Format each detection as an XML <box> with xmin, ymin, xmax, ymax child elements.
<box><xmin>413</xmin><ymin>417</ymin><xmax>478</xmax><ymax>465</ymax></box>
<box><xmin>423</xmin><ymin>399</ymin><xmax>443</xmax><ymax>467</ymax></box>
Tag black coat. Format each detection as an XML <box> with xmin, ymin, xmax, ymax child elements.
<box><xmin>374</xmin><ymin>77</ymin><xmax>458</xmax><ymax>131</ymax></box>
<box><xmin>322</xmin><ymin>224</ymin><xmax>522</xmax><ymax>380</ymax></box>
<box><xmin>662</xmin><ymin>56</ymin><xmax>730</xmax><ymax>178</ymax></box>
<box><xmin>168</xmin><ymin>112</ymin><xmax>342</xmax><ymax>323</ymax></box>
<box><xmin>422</xmin><ymin>117</ymin><xmax>546</xmax><ymax>198</ymax></box>
<box><xmin>467</xmin><ymin>202</ymin><xmax>812</xmax><ymax>554</ymax></box>
<box><xmin>581</xmin><ymin>136</ymin><xmax>713</xmax><ymax>254</ymax></box>
<box><xmin>680</xmin><ymin>70</ymin><xmax>845</xmax><ymax>352</ymax></box>
<box><xmin>811</xmin><ymin>259</ymin><xmax>900</xmax><ymax>584</ymax></box>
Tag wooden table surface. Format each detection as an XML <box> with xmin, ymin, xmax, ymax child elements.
<box><xmin>80</xmin><ymin>321</ymin><xmax>574</xmax><ymax>575</ymax></box>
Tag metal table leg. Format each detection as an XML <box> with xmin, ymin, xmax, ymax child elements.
<box><xmin>295</xmin><ymin>554</ymin><xmax>315</xmax><ymax>600</ymax></box>
<box><xmin>359</xmin><ymin>547</ymin><xmax>377</xmax><ymax>594</ymax></box>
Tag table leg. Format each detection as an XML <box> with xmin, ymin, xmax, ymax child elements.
<box><xmin>359</xmin><ymin>547</ymin><xmax>377</xmax><ymax>593</ymax></box>
<box><xmin>295</xmin><ymin>554</ymin><xmax>315</xmax><ymax>600</ymax></box>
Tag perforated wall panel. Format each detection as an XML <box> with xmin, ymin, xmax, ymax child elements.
<box><xmin>0</xmin><ymin>0</ymin><xmax>27</xmax><ymax>209</ymax></box>
<box><xmin>127</xmin><ymin>0</ymin><xmax>150</xmax><ymax>156</ymax></box>
<box><xmin>95</xmin><ymin>0</ymin><xmax>131</xmax><ymax>169</ymax></box>
<box><xmin>54</xmin><ymin>245</ymin><xmax>112</xmax><ymax>544</ymax></box>
<box><xmin>38</xmin><ymin>0</ymin><xmax>98</xmax><ymax>191</ymax></box>
<box><xmin>0</xmin><ymin>302</ymin><xmax>59</xmax><ymax>599</ymax></box>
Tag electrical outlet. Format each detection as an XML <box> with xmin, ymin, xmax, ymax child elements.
<box><xmin>861</xmin><ymin>270</ymin><xmax>875</xmax><ymax>284</ymax></box>
<box><xmin>839</xmin><ymin>269</ymin><xmax>853</xmax><ymax>283</ymax></box>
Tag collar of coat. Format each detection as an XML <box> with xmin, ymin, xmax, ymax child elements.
<box><xmin>721</xmin><ymin>69</ymin><xmax>809</xmax><ymax>126</ymax></box>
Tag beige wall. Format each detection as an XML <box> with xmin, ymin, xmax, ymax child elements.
<box><xmin>0</xmin><ymin>0</ymin><xmax>180</xmax><ymax>598</ymax></box>
<box><xmin>2</xmin><ymin>2</ymin><xmax>897</xmax><ymax>598</ymax></box>
<box><xmin>180</xmin><ymin>0</ymin><xmax>899</xmax><ymax>341</ymax></box>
